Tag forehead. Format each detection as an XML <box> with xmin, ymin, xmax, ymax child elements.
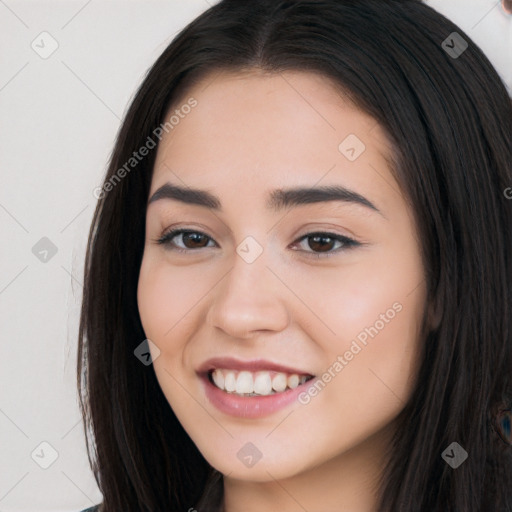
<box><xmin>150</xmin><ymin>69</ymin><xmax>396</xmax><ymax>210</ymax></box>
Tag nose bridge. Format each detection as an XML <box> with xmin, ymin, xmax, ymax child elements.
<box><xmin>206</xmin><ymin>237</ymin><xmax>290</xmax><ymax>337</ymax></box>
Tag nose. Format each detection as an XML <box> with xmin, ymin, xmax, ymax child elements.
<box><xmin>205</xmin><ymin>246</ymin><xmax>290</xmax><ymax>339</ymax></box>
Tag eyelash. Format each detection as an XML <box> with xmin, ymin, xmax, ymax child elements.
<box><xmin>153</xmin><ymin>228</ymin><xmax>361</xmax><ymax>259</ymax></box>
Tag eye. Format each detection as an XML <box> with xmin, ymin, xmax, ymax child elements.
<box><xmin>153</xmin><ymin>228</ymin><xmax>360</xmax><ymax>258</ymax></box>
<box><xmin>291</xmin><ymin>232</ymin><xmax>360</xmax><ymax>258</ymax></box>
<box><xmin>154</xmin><ymin>229</ymin><xmax>216</xmax><ymax>252</ymax></box>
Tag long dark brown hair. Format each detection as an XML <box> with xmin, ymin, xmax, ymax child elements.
<box><xmin>77</xmin><ymin>1</ymin><xmax>512</xmax><ymax>510</ymax></box>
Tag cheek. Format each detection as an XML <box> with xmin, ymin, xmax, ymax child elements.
<box><xmin>291</xmin><ymin>292</ymin><xmax>424</xmax><ymax>461</ymax></box>
<box><xmin>289</xmin><ymin>239</ymin><xmax>426</xmax><ymax>403</ymax></box>
<box><xmin>137</xmin><ymin>258</ymin><xmax>200</xmax><ymax>403</ymax></box>
<box><xmin>314</xmin><ymin>277</ymin><xmax>425</xmax><ymax>420</ymax></box>
<box><xmin>137</xmin><ymin>261</ymin><xmax>174</xmax><ymax>341</ymax></box>
<box><xmin>137</xmin><ymin>256</ymin><xmax>208</xmax><ymax>342</ymax></box>
<box><xmin>281</xmin><ymin>256</ymin><xmax>424</xmax><ymax>343</ymax></box>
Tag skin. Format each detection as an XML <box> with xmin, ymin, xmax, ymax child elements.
<box><xmin>137</xmin><ymin>69</ymin><xmax>430</xmax><ymax>512</ymax></box>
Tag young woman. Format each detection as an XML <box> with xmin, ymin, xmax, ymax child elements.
<box><xmin>77</xmin><ymin>1</ymin><xmax>512</xmax><ymax>511</ymax></box>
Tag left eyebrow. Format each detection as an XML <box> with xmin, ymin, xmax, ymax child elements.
<box><xmin>147</xmin><ymin>183</ymin><xmax>384</xmax><ymax>217</ymax></box>
<box><xmin>268</xmin><ymin>185</ymin><xmax>383</xmax><ymax>216</ymax></box>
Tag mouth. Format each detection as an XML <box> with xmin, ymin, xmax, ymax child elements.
<box><xmin>196</xmin><ymin>356</ymin><xmax>318</xmax><ymax>418</ymax></box>
<box><xmin>206</xmin><ymin>368</ymin><xmax>315</xmax><ymax>397</ymax></box>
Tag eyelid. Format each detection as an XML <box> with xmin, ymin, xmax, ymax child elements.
<box><xmin>153</xmin><ymin>225</ymin><xmax>361</xmax><ymax>258</ymax></box>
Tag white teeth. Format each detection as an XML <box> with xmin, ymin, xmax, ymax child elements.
<box><xmin>224</xmin><ymin>371</ymin><xmax>236</xmax><ymax>392</ymax></box>
<box><xmin>272</xmin><ymin>373</ymin><xmax>288</xmax><ymax>392</ymax></box>
<box><xmin>209</xmin><ymin>368</ymin><xmax>312</xmax><ymax>396</ymax></box>
<box><xmin>253</xmin><ymin>372</ymin><xmax>272</xmax><ymax>395</ymax></box>
<box><xmin>235</xmin><ymin>371</ymin><xmax>253</xmax><ymax>394</ymax></box>
<box><xmin>287</xmin><ymin>374</ymin><xmax>299</xmax><ymax>389</ymax></box>
<box><xmin>211</xmin><ymin>369</ymin><xmax>224</xmax><ymax>389</ymax></box>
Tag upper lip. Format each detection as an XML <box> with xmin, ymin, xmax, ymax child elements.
<box><xmin>196</xmin><ymin>356</ymin><xmax>314</xmax><ymax>376</ymax></box>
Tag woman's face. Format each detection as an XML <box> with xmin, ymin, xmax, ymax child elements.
<box><xmin>137</xmin><ymin>69</ymin><xmax>428</xmax><ymax>483</ymax></box>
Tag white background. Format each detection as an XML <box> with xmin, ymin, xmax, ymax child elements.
<box><xmin>0</xmin><ymin>1</ymin><xmax>510</xmax><ymax>511</ymax></box>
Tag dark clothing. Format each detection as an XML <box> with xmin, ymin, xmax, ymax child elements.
<box><xmin>77</xmin><ymin>468</ymin><xmax>222</xmax><ymax>511</ymax></box>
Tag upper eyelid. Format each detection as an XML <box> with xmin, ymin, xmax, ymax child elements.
<box><xmin>158</xmin><ymin>226</ymin><xmax>355</xmax><ymax>239</ymax></box>
<box><xmin>158</xmin><ymin>220</ymin><xmax>358</xmax><ymax>238</ymax></box>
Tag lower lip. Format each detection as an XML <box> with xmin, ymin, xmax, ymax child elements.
<box><xmin>200</xmin><ymin>373</ymin><xmax>318</xmax><ymax>419</ymax></box>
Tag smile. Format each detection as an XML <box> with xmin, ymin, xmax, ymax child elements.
<box><xmin>209</xmin><ymin>369</ymin><xmax>314</xmax><ymax>397</ymax></box>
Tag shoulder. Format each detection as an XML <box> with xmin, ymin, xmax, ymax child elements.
<box><xmin>79</xmin><ymin>506</ymin><xmax>100</xmax><ymax>512</ymax></box>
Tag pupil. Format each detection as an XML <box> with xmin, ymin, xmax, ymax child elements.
<box><xmin>310</xmin><ymin>235</ymin><xmax>333</xmax><ymax>252</ymax></box>
<box><xmin>184</xmin><ymin>232</ymin><xmax>207</xmax><ymax>248</ymax></box>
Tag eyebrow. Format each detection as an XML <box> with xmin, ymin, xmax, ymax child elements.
<box><xmin>147</xmin><ymin>183</ymin><xmax>383</xmax><ymax>216</ymax></box>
